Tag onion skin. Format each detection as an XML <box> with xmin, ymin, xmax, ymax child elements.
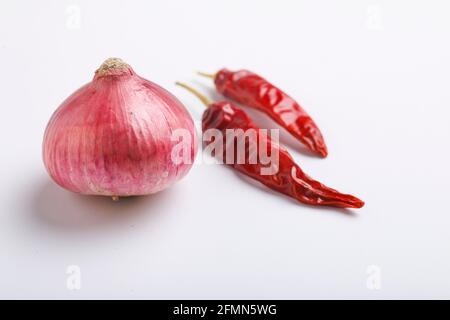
<box><xmin>43</xmin><ymin>58</ymin><xmax>197</xmax><ymax>197</ymax></box>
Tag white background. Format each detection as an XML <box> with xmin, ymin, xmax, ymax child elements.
<box><xmin>1</xmin><ymin>0</ymin><xmax>449</xmax><ymax>299</ymax></box>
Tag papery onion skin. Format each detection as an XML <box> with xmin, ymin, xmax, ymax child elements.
<box><xmin>43</xmin><ymin>58</ymin><xmax>197</xmax><ymax>197</ymax></box>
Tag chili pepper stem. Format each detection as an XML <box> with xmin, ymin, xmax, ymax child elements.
<box><xmin>197</xmin><ymin>71</ymin><xmax>216</xmax><ymax>79</ymax></box>
<box><xmin>175</xmin><ymin>82</ymin><xmax>211</xmax><ymax>107</ymax></box>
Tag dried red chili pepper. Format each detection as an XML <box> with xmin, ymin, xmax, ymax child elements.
<box><xmin>176</xmin><ymin>82</ymin><xmax>363</xmax><ymax>209</ymax></box>
<box><xmin>198</xmin><ymin>69</ymin><xmax>328</xmax><ymax>157</ymax></box>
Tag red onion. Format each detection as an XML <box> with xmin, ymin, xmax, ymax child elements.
<box><xmin>43</xmin><ymin>58</ymin><xmax>197</xmax><ymax>200</ymax></box>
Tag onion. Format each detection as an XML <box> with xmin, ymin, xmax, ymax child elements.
<box><xmin>43</xmin><ymin>58</ymin><xmax>197</xmax><ymax>200</ymax></box>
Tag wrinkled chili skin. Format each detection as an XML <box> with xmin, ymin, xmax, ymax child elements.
<box><xmin>202</xmin><ymin>101</ymin><xmax>363</xmax><ymax>208</ymax></box>
<box><xmin>213</xmin><ymin>69</ymin><xmax>328</xmax><ymax>157</ymax></box>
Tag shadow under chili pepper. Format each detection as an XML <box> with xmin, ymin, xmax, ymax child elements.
<box><xmin>230</xmin><ymin>169</ymin><xmax>358</xmax><ymax>217</ymax></box>
<box><xmin>194</xmin><ymin>80</ymin><xmax>321</xmax><ymax>158</ymax></box>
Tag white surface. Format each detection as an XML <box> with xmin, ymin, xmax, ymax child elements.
<box><xmin>1</xmin><ymin>0</ymin><xmax>449</xmax><ymax>299</ymax></box>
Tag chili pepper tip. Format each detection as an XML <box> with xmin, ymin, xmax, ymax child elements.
<box><xmin>318</xmin><ymin>146</ymin><xmax>328</xmax><ymax>157</ymax></box>
<box><xmin>320</xmin><ymin>194</ymin><xmax>364</xmax><ymax>209</ymax></box>
<box><xmin>345</xmin><ymin>197</ymin><xmax>365</xmax><ymax>209</ymax></box>
<box><xmin>339</xmin><ymin>194</ymin><xmax>364</xmax><ymax>208</ymax></box>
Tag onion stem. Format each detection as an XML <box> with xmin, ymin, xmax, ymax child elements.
<box><xmin>112</xmin><ymin>196</ymin><xmax>119</xmax><ymax>201</ymax></box>
<box><xmin>175</xmin><ymin>82</ymin><xmax>211</xmax><ymax>107</ymax></box>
